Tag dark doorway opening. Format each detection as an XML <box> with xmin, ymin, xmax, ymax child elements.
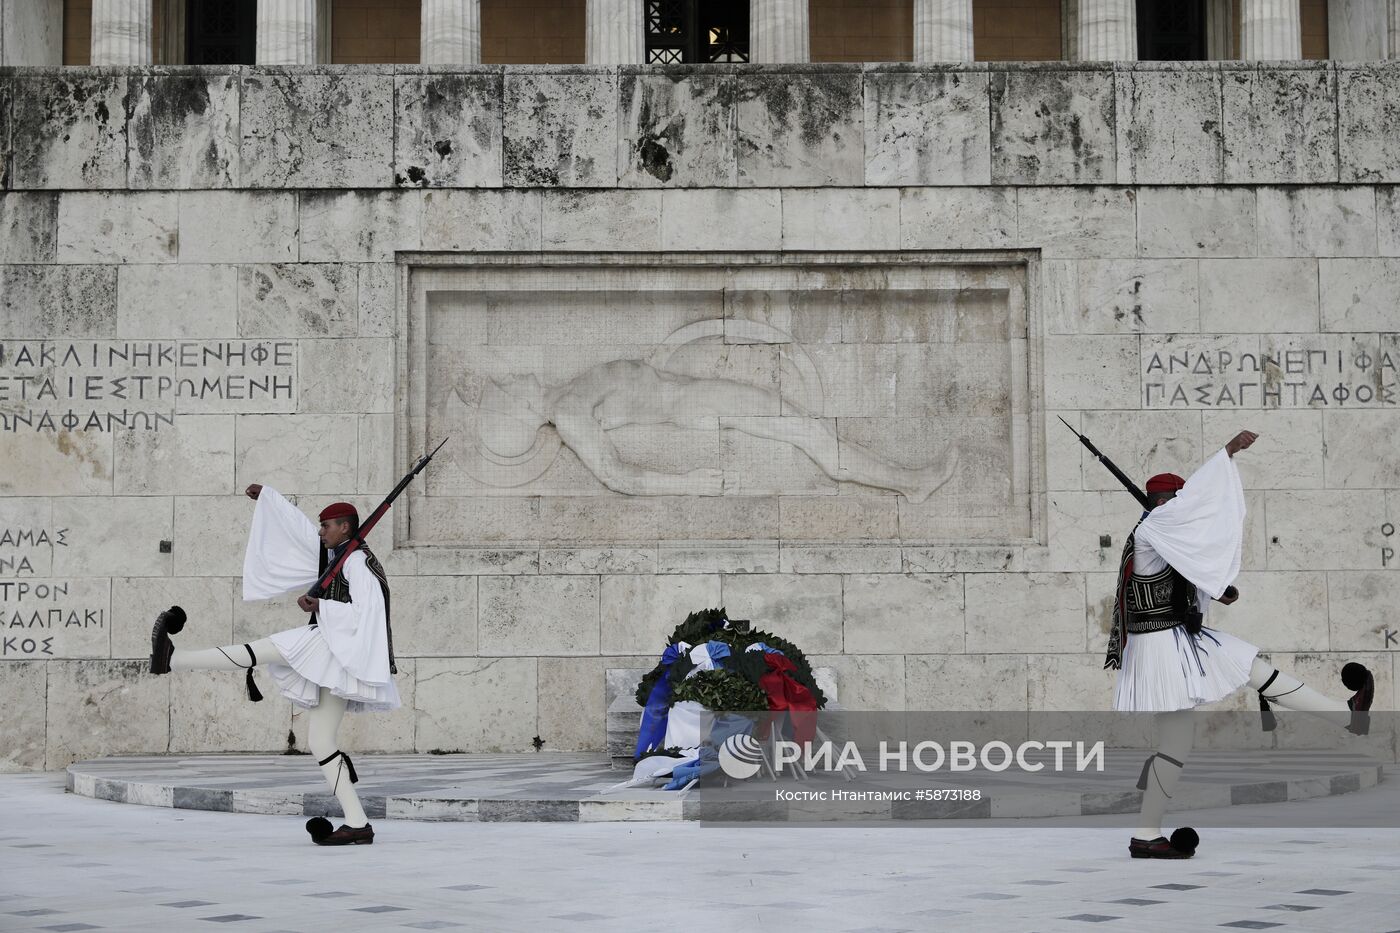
<box><xmin>1136</xmin><ymin>0</ymin><xmax>1207</xmax><ymax>61</ymax></box>
<box><xmin>186</xmin><ymin>0</ymin><xmax>258</xmax><ymax>65</ymax></box>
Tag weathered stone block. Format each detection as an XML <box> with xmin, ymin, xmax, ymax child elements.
<box><xmin>659</xmin><ymin>188</ymin><xmax>781</xmax><ymax>250</ymax></box>
<box><xmin>781</xmin><ymin>545</ymin><xmax>901</xmax><ymax>573</ymax></box>
<box><xmin>358</xmin><ymin>262</ymin><xmax>397</xmax><ymax>338</ymax></box>
<box><xmin>1202</xmin><ymin>410</ymin><xmax>1324</xmax><ymax>489</ymax></box>
<box><xmin>966</xmin><ymin>572</ymin><xmax>1085</xmax><ymax>653</ymax></box>
<box><xmin>128</xmin><ymin>73</ymin><xmax>240</xmax><ymax>188</ymax></box>
<box><xmin>719</xmin><ymin>573</ymin><xmax>843</xmax><ymax>653</ymax></box>
<box><xmin>114</xmin><ymin>414</ymin><xmax>234</xmax><ymax>495</ymax></box>
<box><xmin>1044</xmin><ymin>258</ymin><xmax>1199</xmax><ymax>335</ymax></box>
<box><xmin>1222</xmin><ymin>67</ymin><xmax>1337</xmax><ymax>184</ymax></box>
<box><xmin>0</xmin><ymin>192</ymin><xmax>58</xmax><ymax>262</ymax></box>
<box><xmin>505</xmin><ymin>70</ymin><xmax>616</xmax><ymax>187</ymax></box>
<box><xmin>1338</xmin><ymin>65</ymin><xmax>1400</xmax><ymax>183</ymax></box>
<box><xmin>1045</xmin><ymin>490</ymin><xmax>1147</xmax><ymax>573</ymax></box>
<box><xmin>116</xmin><ymin>264</ymin><xmax>238</xmax><ymax>338</ymax></box>
<box><xmin>539</xmin><ymin>547</ymin><xmax>656</xmax><ymax>575</ymax></box>
<box><xmin>781</xmin><ymin>187</ymin><xmax>896</xmax><ymax>250</ymax></box>
<box><xmin>599</xmin><ymin>574</ymin><xmax>722</xmax><ymax>654</ymax></box>
<box><xmin>172</xmin><ymin>496</ymin><xmax>253</xmax><ymax>577</ymax></box>
<box><xmin>541</xmin><ymin>189</ymin><xmax>662</xmax><ymax>250</ymax></box>
<box><xmin>0</xmin><ymin>430</ymin><xmax>113</xmax><ymax>497</ymax></box>
<box><xmin>989</xmin><ymin>68</ymin><xmax>1115</xmax><ymax>185</ymax></box>
<box><xmin>1016</xmin><ymin>187</ymin><xmax>1136</xmax><ymax>258</ymax></box>
<box><xmin>52</xmin><ymin>496</ymin><xmax>171</xmax><ymax>577</ymax></box>
<box><xmin>1077</xmin><ymin>410</ymin><xmax>1201</xmax><ymax>492</ymax></box>
<box><xmin>1137</xmin><ymin>187</ymin><xmax>1256</xmax><ymax>257</ymax></box>
<box><xmin>864</xmin><ymin>69</ymin><xmax>990</xmax><ymax>185</ymax></box>
<box><xmin>1042</xmin><ymin>335</ymin><xmax>1139</xmax><ymax>409</ymax></box>
<box><xmin>10</xmin><ymin>75</ymin><xmax>128</xmax><ymax>189</ymax></box>
<box><xmin>479</xmin><ymin>575</ymin><xmax>600</xmax><ymax>656</ymax></box>
<box><xmin>842</xmin><ymin>573</ymin><xmax>963</xmax><ymax>654</ymax></box>
<box><xmin>1210</xmin><ymin>571</ymin><xmax>1329</xmax><ymax>653</ymax></box>
<box><xmin>299</xmin><ymin>190</ymin><xmax>423</xmax><ymax>262</ymax></box>
<box><xmin>45</xmin><ymin>660</ymin><xmax>169</xmax><ymax>769</ymax></box>
<box><xmin>420</xmin><ymin>188</ymin><xmax>542</xmax><ymax>251</ymax></box>
<box><xmin>234</xmin><ymin>414</ymin><xmax>358</xmax><ymax>494</ymax></box>
<box><xmin>170</xmin><ymin>670</ymin><xmax>293</xmax><ymax>753</ymax></box>
<box><xmin>1380</xmin><ymin>186</ymin><xmax>1400</xmax><ymax>256</ymax></box>
<box><xmin>899</xmin><ymin>187</ymin><xmax>1016</xmax><ymax>249</ymax></box>
<box><xmin>0</xmin><ymin>265</ymin><xmax>117</xmax><ymax>337</ymax></box>
<box><xmin>736</xmin><ymin>71</ymin><xmax>863</xmax><ymax>186</ymax></box>
<box><xmin>1265</xmin><ymin>489</ymin><xmax>1389</xmax><ymax>570</ymax></box>
<box><xmin>539</xmin><ymin>655</ymin><xmax>650</xmax><ymax>752</ymax></box>
<box><xmin>388</xmin><ymin>575</ymin><xmax>478</xmax><ymax>656</ymax></box>
<box><xmin>415</xmin><ymin>657</ymin><xmax>538</xmax><ymax>753</ymax></box>
<box><xmin>1326</xmin><ymin>572</ymin><xmax>1400</xmax><ymax>652</ymax></box>
<box><xmin>806</xmin><ymin>654</ymin><xmax>904</xmax><ymax>711</ymax></box>
<box><xmin>237</xmin><ymin>264</ymin><xmax>358</xmax><ymax>337</ymax></box>
<box><xmin>778</xmin><ymin>496</ymin><xmax>898</xmax><ymax>540</ymax></box>
<box><xmin>1257</xmin><ymin>186</ymin><xmax>1377</xmax><ymax>258</ymax></box>
<box><xmin>357</xmin><ymin>412</ymin><xmax>393</xmax><ymax>494</ymax></box>
<box><xmin>618</xmin><ymin>69</ymin><xmax>735</xmax><ymax>187</ymax></box>
<box><xmin>1115</xmin><ymin>66</ymin><xmax>1223</xmax><ymax>184</ymax></box>
<box><xmin>110</xmin><ymin>575</ymin><xmax>235</xmax><ymax>659</ymax></box>
<box><xmin>177</xmin><ymin>191</ymin><xmax>297</xmax><ymax>263</ymax></box>
<box><xmin>298</xmin><ymin>338</ymin><xmax>394</xmax><ymax>414</ymax></box>
<box><xmin>1199</xmin><ymin>258</ymin><xmax>1320</xmax><ymax>332</ymax></box>
<box><xmin>240</xmin><ymin>72</ymin><xmax>393</xmax><ymax>188</ymax></box>
<box><xmin>1027</xmin><ymin>652</ymin><xmax>1115</xmax><ymax>711</ymax></box>
<box><xmin>1323</xmin><ymin>410</ymin><xmax>1400</xmax><ymax>489</ymax></box>
<box><xmin>0</xmin><ymin>662</ymin><xmax>46</xmax><ymax>771</ymax></box>
<box><xmin>656</xmin><ymin>543</ymin><xmax>781</xmax><ymax>573</ymax></box>
<box><xmin>894</xmin><ymin>343</ymin><xmax>1015</xmax><ymax>415</ymax></box>
<box><xmin>905</xmin><ymin>653</ymin><xmax>1029</xmax><ymax>710</ymax></box>
<box><xmin>394</xmin><ymin>71</ymin><xmax>503</xmax><ymax>188</ymax></box>
<box><xmin>1319</xmin><ymin>258</ymin><xmax>1400</xmax><ymax>331</ymax></box>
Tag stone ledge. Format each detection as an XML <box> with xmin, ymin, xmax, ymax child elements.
<box><xmin>65</xmin><ymin>751</ymin><xmax>1385</xmax><ymax>823</ymax></box>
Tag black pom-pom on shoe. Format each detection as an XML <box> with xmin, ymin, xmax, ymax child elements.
<box><xmin>1169</xmin><ymin>826</ymin><xmax>1199</xmax><ymax>856</ymax></box>
<box><xmin>1343</xmin><ymin>663</ymin><xmax>1374</xmax><ymax>735</ymax></box>
<box><xmin>305</xmin><ymin>817</ymin><xmax>334</xmax><ymax>842</ymax></box>
<box><xmin>160</xmin><ymin>605</ymin><xmax>187</xmax><ymax>635</ymax></box>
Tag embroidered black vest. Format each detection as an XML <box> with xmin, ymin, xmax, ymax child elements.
<box><xmin>1125</xmin><ymin>534</ymin><xmax>1201</xmax><ymax>637</ymax></box>
<box><xmin>312</xmin><ymin>543</ymin><xmax>396</xmax><ymax>674</ymax></box>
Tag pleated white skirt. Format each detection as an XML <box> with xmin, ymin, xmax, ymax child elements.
<box><xmin>266</xmin><ymin>625</ymin><xmax>401</xmax><ymax>713</ymax></box>
<box><xmin>1113</xmin><ymin>626</ymin><xmax>1259</xmax><ymax>712</ymax></box>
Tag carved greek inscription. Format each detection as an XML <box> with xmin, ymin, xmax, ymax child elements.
<box><xmin>1143</xmin><ymin>335</ymin><xmax>1400</xmax><ymax>409</ymax></box>
<box><xmin>0</xmin><ymin>341</ymin><xmax>296</xmax><ymax>432</ymax></box>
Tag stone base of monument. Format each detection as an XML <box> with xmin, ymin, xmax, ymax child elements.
<box><xmin>65</xmin><ymin>751</ymin><xmax>1384</xmax><ymax>823</ymax></box>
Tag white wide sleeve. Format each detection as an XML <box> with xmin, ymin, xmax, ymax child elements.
<box><xmin>241</xmin><ymin>486</ymin><xmax>321</xmax><ymax>601</ymax></box>
<box><xmin>314</xmin><ymin>552</ymin><xmax>392</xmax><ymax>686</ymax></box>
<box><xmin>1135</xmin><ymin>449</ymin><xmax>1246</xmax><ymax>599</ymax></box>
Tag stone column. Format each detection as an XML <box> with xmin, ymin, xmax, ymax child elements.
<box><xmin>421</xmin><ymin>0</ymin><xmax>480</xmax><ymax>64</ymax></box>
<box><xmin>90</xmin><ymin>0</ymin><xmax>153</xmax><ymax>65</ymax></box>
<box><xmin>1241</xmin><ymin>0</ymin><xmax>1301</xmax><ymax>60</ymax></box>
<box><xmin>751</xmin><ymin>0</ymin><xmax>810</xmax><ymax>64</ymax></box>
<box><xmin>1390</xmin><ymin>0</ymin><xmax>1400</xmax><ymax>58</ymax></box>
<box><xmin>256</xmin><ymin>0</ymin><xmax>318</xmax><ymax>65</ymax></box>
<box><xmin>914</xmin><ymin>0</ymin><xmax>973</xmax><ymax>62</ymax></box>
<box><xmin>1077</xmin><ymin>0</ymin><xmax>1135</xmax><ymax>60</ymax></box>
<box><xmin>1205</xmin><ymin>0</ymin><xmax>1233</xmax><ymax>59</ymax></box>
<box><xmin>586</xmin><ymin>0</ymin><xmax>643</xmax><ymax>64</ymax></box>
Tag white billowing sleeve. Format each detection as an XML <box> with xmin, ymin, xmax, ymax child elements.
<box><xmin>1134</xmin><ymin>449</ymin><xmax>1246</xmax><ymax>600</ymax></box>
<box><xmin>242</xmin><ymin>487</ymin><xmax>320</xmax><ymax>601</ymax></box>
<box><xmin>313</xmin><ymin>552</ymin><xmax>392</xmax><ymax>685</ymax></box>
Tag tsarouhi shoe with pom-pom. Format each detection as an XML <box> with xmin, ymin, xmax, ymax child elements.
<box><xmin>306</xmin><ymin>817</ymin><xmax>373</xmax><ymax>846</ymax></box>
<box><xmin>149</xmin><ymin>606</ymin><xmax>186</xmax><ymax>675</ymax></box>
<box><xmin>1129</xmin><ymin>827</ymin><xmax>1198</xmax><ymax>859</ymax></box>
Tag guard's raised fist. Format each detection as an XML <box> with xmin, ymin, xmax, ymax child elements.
<box><xmin>245</xmin><ymin>483</ymin><xmax>263</xmax><ymax>500</ymax></box>
<box><xmin>1225</xmin><ymin>431</ymin><xmax>1258</xmax><ymax>457</ymax></box>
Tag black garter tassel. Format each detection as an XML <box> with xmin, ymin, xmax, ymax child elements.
<box><xmin>244</xmin><ymin>644</ymin><xmax>263</xmax><ymax>702</ymax></box>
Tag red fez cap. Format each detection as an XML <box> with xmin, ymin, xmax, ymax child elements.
<box><xmin>319</xmin><ymin>502</ymin><xmax>358</xmax><ymax>522</ymax></box>
<box><xmin>1145</xmin><ymin>473</ymin><xmax>1186</xmax><ymax>494</ymax></box>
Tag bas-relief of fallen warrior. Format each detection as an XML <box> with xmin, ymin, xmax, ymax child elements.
<box><xmin>460</xmin><ymin>356</ymin><xmax>961</xmax><ymax>503</ymax></box>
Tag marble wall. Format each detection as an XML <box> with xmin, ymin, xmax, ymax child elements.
<box><xmin>2</xmin><ymin>61</ymin><xmax>1399</xmax><ymax>770</ymax></box>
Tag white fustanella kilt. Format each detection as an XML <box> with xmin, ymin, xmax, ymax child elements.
<box><xmin>1113</xmin><ymin>625</ymin><xmax>1259</xmax><ymax>712</ymax></box>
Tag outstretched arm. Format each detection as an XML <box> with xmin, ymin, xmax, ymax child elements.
<box><xmin>242</xmin><ymin>485</ymin><xmax>321</xmax><ymax>600</ymax></box>
<box><xmin>554</xmin><ymin>409</ymin><xmax>722</xmax><ymax>497</ymax></box>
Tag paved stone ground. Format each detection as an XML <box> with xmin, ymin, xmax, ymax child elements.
<box><xmin>63</xmin><ymin>750</ymin><xmax>1385</xmax><ymax>822</ymax></box>
<box><xmin>2</xmin><ymin>771</ymin><xmax>1399</xmax><ymax>933</ymax></box>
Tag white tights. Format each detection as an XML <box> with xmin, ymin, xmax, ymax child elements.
<box><xmin>1134</xmin><ymin>657</ymin><xmax>1350</xmax><ymax>840</ymax></box>
<box><xmin>170</xmin><ymin>640</ymin><xmax>370</xmax><ymax>828</ymax></box>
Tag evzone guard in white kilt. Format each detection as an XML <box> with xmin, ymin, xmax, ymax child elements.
<box><xmin>1108</xmin><ymin>430</ymin><xmax>1374</xmax><ymax>860</ymax></box>
<box><xmin>149</xmin><ymin>484</ymin><xmax>399</xmax><ymax>846</ymax></box>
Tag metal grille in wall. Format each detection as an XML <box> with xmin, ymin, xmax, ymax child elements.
<box><xmin>645</xmin><ymin>0</ymin><xmax>749</xmax><ymax>63</ymax></box>
<box><xmin>1136</xmin><ymin>0</ymin><xmax>1206</xmax><ymax>60</ymax></box>
<box><xmin>186</xmin><ymin>0</ymin><xmax>257</xmax><ymax>65</ymax></box>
